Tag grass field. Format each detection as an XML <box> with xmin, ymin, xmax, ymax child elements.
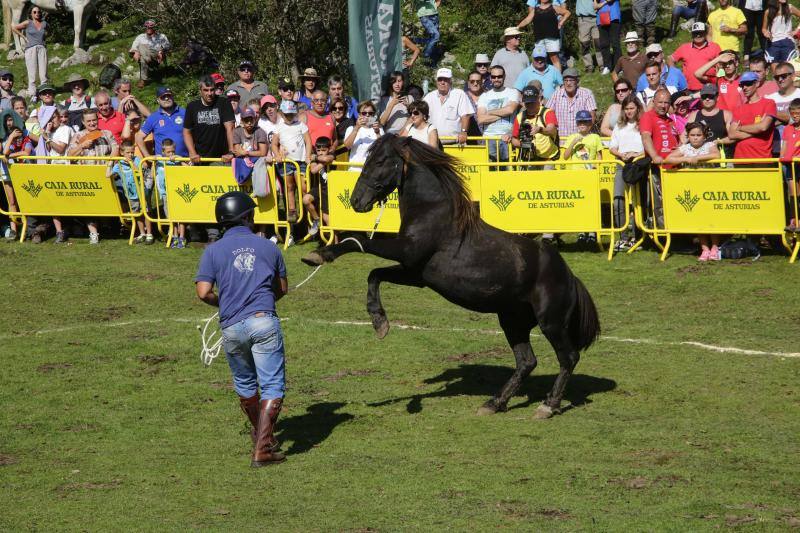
<box><xmin>1</xmin><ymin>238</ymin><xmax>799</xmax><ymax>531</ymax></box>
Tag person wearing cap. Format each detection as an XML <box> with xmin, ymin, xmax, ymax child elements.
<box><xmin>298</xmin><ymin>68</ymin><xmax>321</xmax><ymax>108</ymax></box>
<box><xmin>129</xmin><ymin>20</ymin><xmax>170</xmax><ymax>89</ymax></box>
<box><xmin>546</xmin><ymin>68</ymin><xmax>596</xmax><ymax>136</ymax></box>
<box><xmin>693</xmin><ymin>50</ymin><xmax>742</xmax><ymax>111</ymax></box>
<box><xmin>232</xmin><ymin>107</ymin><xmax>269</xmax><ymax>160</ymax></box>
<box><xmin>730</xmin><ymin>71</ymin><xmax>778</xmax><ymax>159</ymax></box>
<box><xmin>226</xmin><ymin>89</ymin><xmax>242</xmax><ymax>125</ymax></box>
<box><xmin>564</xmin><ymin>108</ymin><xmax>603</xmax><ymax>246</ymax></box>
<box><xmin>415</xmin><ymin>0</ymin><xmax>441</xmax><ymax>61</ymax></box>
<box><xmin>195</xmin><ymin>191</ymin><xmax>289</xmax><ymax>468</ymax></box>
<box><xmin>707</xmin><ymin>0</ymin><xmax>747</xmax><ymax>59</ymax></box>
<box><xmin>276</xmin><ymin>77</ymin><xmax>298</xmax><ymax>105</ymax></box>
<box><xmin>612</xmin><ymin>32</ymin><xmax>645</xmax><ymax>85</ymax></box>
<box><xmin>514</xmin><ymin>44</ymin><xmax>563</xmax><ymax>100</ymax></box>
<box><xmin>631</xmin><ymin>0</ymin><xmax>657</xmax><ymax>45</ymax></box>
<box><xmin>688</xmin><ymin>83</ymin><xmax>735</xmax><ymax>158</ymax></box>
<box><xmin>138</xmin><ymin>86</ymin><xmax>188</xmax><ymax>158</ymax></box>
<box><xmin>257</xmin><ymin>94</ymin><xmax>281</xmax><ymax>154</ymax></box>
<box><xmin>491</xmin><ymin>27</ymin><xmax>530</xmax><ymax>90</ymax></box>
<box><xmin>509</xmin><ymin>85</ymin><xmax>559</xmax><ymax>166</ymax></box>
<box><xmin>472</xmin><ymin>54</ymin><xmax>493</xmax><ymax>91</ymax></box>
<box><xmin>423</xmin><ymin>67</ymin><xmax>473</xmax><ymax>144</ymax></box>
<box><xmin>61</xmin><ymin>73</ymin><xmax>94</xmax><ymax>131</ymax></box>
<box><xmin>517</xmin><ymin>0</ymin><xmax>571</xmax><ymax>72</ymax></box>
<box><xmin>11</xmin><ymin>5</ymin><xmax>48</xmax><ymax>99</ymax></box>
<box><xmin>29</xmin><ymin>83</ymin><xmax>56</xmax><ymax>120</ymax></box>
<box><xmin>477</xmin><ymin>65</ymin><xmax>521</xmax><ymax>169</ymax></box>
<box><xmin>326</xmin><ymin>75</ymin><xmax>359</xmax><ymax>120</ymax></box>
<box><xmin>226</xmin><ymin>61</ymin><xmax>270</xmax><ymax>106</ymax></box>
<box><xmin>668</xmin><ymin>22</ymin><xmax>721</xmax><ymax>92</ymax></box>
<box><xmin>594</xmin><ymin>0</ymin><xmax>622</xmax><ymax>76</ymax></box>
<box><xmin>635</xmin><ymin>44</ymin><xmax>688</xmax><ymax>93</ymax></box>
<box><xmin>273</xmin><ymin>99</ymin><xmax>311</xmax><ymax>225</ymax></box>
<box><xmin>0</xmin><ymin>70</ymin><xmax>15</xmax><ymax>111</ymax></box>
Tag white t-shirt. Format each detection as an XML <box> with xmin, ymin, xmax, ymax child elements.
<box><xmin>51</xmin><ymin>125</ymin><xmax>73</xmax><ymax>163</ymax></box>
<box><xmin>404</xmin><ymin>122</ymin><xmax>437</xmax><ymax>146</ymax></box>
<box><xmin>766</xmin><ymin>88</ymin><xmax>800</xmax><ymax>116</ymax></box>
<box><xmin>477</xmin><ymin>87</ymin><xmax>520</xmax><ymax>135</ymax></box>
<box><xmin>258</xmin><ymin>116</ymin><xmax>283</xmax><ymax>155</ymax></box>
<box><xmin>609</xmin><ymin>122</ymin><xmax>644</xmax><ymax>154</ymax></box>
<box><xmin>275</xmin><ymin>120</ymin><xmax>308</xmax><ymax>161</ymax></box>
<box><xmin>423</xmin><ymin>88</ymin><xmax>474</xmax><ymax>138</ymax></box>
<box><xmin>637</xmin><ymin>85</ymin><xmax>677</xmax><ymax>108</ymax></box>
<box><xmin>344</xmin><ymin>125</ymin><xmax>383</xmax><ymax>170</ymax></box>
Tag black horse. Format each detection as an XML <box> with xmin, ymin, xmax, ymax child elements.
<box><xmin>302</xmin><ymin>135</ymin><xmax>600</xmax><ymax>418</ymax></box>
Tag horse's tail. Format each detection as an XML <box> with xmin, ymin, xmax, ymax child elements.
<box><xmin>569</xmin><ymin>274</ymin><xmax>600</xmax><ymax>352</ymax></box>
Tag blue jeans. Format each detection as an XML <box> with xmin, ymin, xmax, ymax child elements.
<box><xmin>672</xmin><ymin>5</ymin><xmax>696</xmax><ymax>19</ymax></box>
<box><xmin>487</xmin><ymin>139</ymin><xmax>509</xmax><ymax>171</ymax></box>
<box><xmin>419</xmin><ymin>14</ymin><xmax>440</xmax><ymax>58</ymax></box>
<box><xmin>222</xmin><ymin>312</ymin><xmax>285</xmax><ymax>399</ymax></box>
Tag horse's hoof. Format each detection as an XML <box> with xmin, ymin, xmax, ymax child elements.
<box><xmin>371</xmin><ymin>314</ymin><xmax>389</xmax><ymax>339</ymax></box>
<box><xmin>301</xmin><ymin>251</ymin><xmax>324</xmax><ymax>266</ymax></box>
<box><xmin>533</xmin><ymin>404</ymin><xmax>556</xmax><ymax>420</ymax></box>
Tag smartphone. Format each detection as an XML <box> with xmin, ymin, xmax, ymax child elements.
<box><xmin>365</xmin><ymin>116</ymin><xmax>377</xmax><ymax>127</ymax></box>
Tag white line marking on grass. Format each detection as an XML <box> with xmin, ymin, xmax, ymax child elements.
<box><xmin>3</xmin><ymin>317</ymin><xmax>799</xmax><ymax>359</ymax></box>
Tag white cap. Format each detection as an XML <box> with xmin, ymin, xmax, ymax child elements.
<box><xmin>623</xmin><ymin>31</ymin><xmax>640</xmax><ymax>43</ymax></box>
<box><xmin>436</xmin><ymin>67</ymin><xmax>453</xmax><ymax>79</ymax></box>
<box><xmin>645</xmin><ymin>43</ymin><xmax>663</xmax><ymax>55</ymax></box>
<box><xmin>503</xmin><ymin>26</ymin><xmax>523</xmax><ymax>39</ymax></box>
<box><xmin>691</xmin><ymin>21</ymin><xmax>707</xmax><ymax>33</ymax></box>
<box><xmin>474</xmin><ymin>53</ymin><xmax>490</xmax><ymax>64</ymax></box>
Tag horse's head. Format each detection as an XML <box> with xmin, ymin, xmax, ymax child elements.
<box><xmin>351</xmin><ymin>134</ymin><xmax>406</xmax><ymax>212</ymax></box>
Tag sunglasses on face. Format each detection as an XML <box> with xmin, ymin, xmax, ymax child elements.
<box><xmin>701</xmin><ymin>94</ymin><xmax>717</xmax><ymax>100</ymax></box>
<box><xmin>332</xmin><ymin>106</ymin><xmax>345</xmax><ymax>111</ymax></box>
<box><xmin>476</xmin><ymin>63</ymin><xmax>489</xmax><ymax>68</ymax></box>
<box><xmin>239</xmin><ymin>67</ymin><xmax>253</xmax><ymax>72</ymax></box>
<box><xmin>720</xmin><ymin>61</ymin><xmax>735</xmax><ymax>67</ymax></box>
<box><xmin>490</xmin><ymin>75</ymin><xmax>505</xmax><ymax>79</ymax></box>
<box><xmin>437</xmin><ymin>78</ymin><xmax>450</xmax><ymax>82</ymax></box>
<box><xmin>159</xmin><ymin>94</ymin><xmax>173</xmax><ymax>100</ymax></box>
<box><xmin>615</xmin><ymin>88</ymin><xmax>630</xmax><ymax>94</ymax></box>
<box><xmin>361</xmin><ymin>111</ymin><xmax>375</xmax><ymax>116</ymax></box>
<box><xmin>468</xmin><ymin>79</ymin><xmax>482</xmax><ymax>84</ymax></box>
<box><xmin>533</xmin><ymin>57</ymin><xmax>545</xmax><ymax>62</ymax></box>
<box><xmin>775</xmin><ymin>73</ymin><xmax>793</xmax><ymax>81</ymax></box>
<box><xmin>1</xmin><ymin>77</ymin><xmax>12</xmax><ymax>81</ymax></box>
<box><xmin>740</xmin><ymin>80</ymin><xmax>756</xmax><ymax>86</ymax></box>
<box><xmin>646</xmin><ymin>53</ymin><xmax>660</xmax><ymax>58</ymax></box>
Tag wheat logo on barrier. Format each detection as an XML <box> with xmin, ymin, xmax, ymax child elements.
<box><xmin>675</xmin><ymin>190</ymin><xmax>699</xmax><ymax>213</ymax></box>
<box><xmin>489</xmin><ymin>190</ymin><xmax>514</xmax><ymax>211</ymax></box>
<box><xmin>21</xmin><ymin>179</ymin><xmax>43</xmax><ymax>199</ymax></box>
<box><xmin>176</xmin><ymin>183</ymin><xmax>198</xmax><ymax>203</ymax></box>
<box><xmin>337</xmin><ymin>188</ymin><xmax>352</xmax><ymax>210</ymax></box>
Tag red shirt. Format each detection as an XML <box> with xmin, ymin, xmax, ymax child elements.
<box><xmin>757</xmin><ymin>80</ymin><xmax>779</xmax><ymax>98</ymax></box>
<box><xmin>732</xmin><ymin>97</ymin><xmax>777</xmax><ymax>159</ymax></box>
<box><xmin>780</xmin><ymin>122</ymin><xmax>800</xmax><ymax>162</ymax></box>
<box><xmin>98</xmin><ymin>110</ymin><xmax>126</xmax><ymax>144</ymax></box>
<box><xmin>671</xmin><ymin>41</ymin><xmax>722</xmax><ymax>91</ymax></box>
<box><xmin>512</xmin><ymin>107</ymin><xmax>558</xmax><ymax>136</ymax></box>
<box><xmin>639</xmin><ymin>110</ymin><xmax>679</xmax><ymax>158</ymax></box>
<box><xmin>305</xmin><ymin>112</ymin><xmax>336</xmax><ymax>148</ymax></box>
<box><xmin>716</xmin><ymin>75</ymin><xmax>742</xmax><ymax>111</ymax></box>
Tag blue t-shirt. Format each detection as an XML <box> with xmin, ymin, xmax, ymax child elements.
<box><xmin>111</xmin><ymin>157</ymin><xmax>141</xmax><ymax>200</ymax></box>
<box><xmin>195</xmin><ymin>226</ymin><xmax>287</xmax><ymax>329</ymax></box>
<box><xmin>154</xmin><ymin>159</ymin><xmax>181</xmax><ymax>197</ymax></box>
<box><xmin>514</xmin><ymin>65</ymin><xmax>563</xmax><ymax>100</ymax></box>
<box><xmin>635</xmin><ymin>65</ymin><xmax>688</xmax><ymax>92</ymax></box>
<box><xmin>141</xmin><ymin>106</ymin><xmax>189</xmax><ymax>157</ymax></box>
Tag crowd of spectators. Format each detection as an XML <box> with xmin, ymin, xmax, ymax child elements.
<box><xmin>2</xmin><ymin>2</ymin><xmax>800</xmax><ymax>260</ymax></box>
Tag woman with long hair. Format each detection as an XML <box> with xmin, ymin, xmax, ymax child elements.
<box><xmin>600</xmin><ymin>78</ymin><xmax>634</xmax><ymax>136</ymax></box>
<box><xmin>11</xmin><ymin>6</ymin><xmax>48</xmax><ymax>99</ymax></box>
<box><xmin>608</xmin><ymin>95</ymin><xmax>645</xmax><ymax>251</ymax></box>
<box><xmin>763</xmin><ymin>0</ymin><xmax>800</xmax><ymax>66</ymax></box>
<box><xmin>400</xmin><ymin>100</ymin><xmax>439</xmax><ymax>147</ymax></box>
<box><xmin>379</xmin><ymin>71</ymin><xmax>414</xmax><ymax>135</ymax></box>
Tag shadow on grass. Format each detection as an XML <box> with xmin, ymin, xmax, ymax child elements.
<box><xmin>369</xmin><ymin>364</ymin><xmax>617</xmax><ymax>414</ymax></box>
<box><xmin>277</xmin><ymin>402</ymin><xmax>354</xmax><ymax>455</ymax></box>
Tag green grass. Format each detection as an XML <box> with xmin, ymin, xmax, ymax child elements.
<box><xmin>0</xmin><ymin>238</ymin><xmax>799</xmax><ymax>530</ymax></box>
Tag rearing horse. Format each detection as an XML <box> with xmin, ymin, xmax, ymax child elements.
<box><xmin>302</xmin><ymin>135</ymin><xmax>600</xmax><ymax>418</ymax></box>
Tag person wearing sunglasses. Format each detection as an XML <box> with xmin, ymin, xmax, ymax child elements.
<box><xmin>634</xmin><ymin>43</ymin><xmax>687</xmax><ymax>95</ymax></box>
<box><xmin>477</xmin><ymin>65</ymin><xmax>520</xmax><ymax>169</ymax></box>
<box><xmin>227</xmin><ymin>60</ymin><xmax>270</xmax><ymax>105</ymax></box>
<box><xmin>129</xmin><ymin>19</ymin><xmax>171</xmax><ymax>89</ymax></box>
<box><xmin>728</xmin><ymin>71</ymin><xmax>777</xmax><ymax>160</ymax></box>
<box><xmin>687</xmin><ymin>83</ymin><xmax>734</xmax><ymax>159</ymax></box>
<box><xmin>137</xmin><ymin>86</ymin><xmax>188</xmax><ymax>160</ymax></box>
<box><xmin>764</xmin><ymin>62</ymin><xmax>800</xmax><ymax>157</ymax></box>
<box><xmin>11</xmin><ymin>6</ymin><xmax>48</xmax><ymax>100</ymax></box>
<box><xmin>600</xmin><ymin>78</ymin><xmax>633</xmax><ymax>136</ymax></box>
<box><xmin>400</xmin><ymin>101</ymin><xmax>439</xmax><ymax>147</ymax></box>
<box><xmin>343</xmin><ymin>100</ymin><xmax>383</xmax><ymax>171</ymax></box>
<box><xmin>491</xmin><ymin>27</ymin><xmax>530</xmax><ymax>90</ymax></box>
<box><xmin>472</xmin><ymin>54</ymin><xmax>493</xmax><ymax>91</ymax></box>
<box><xmin>330</xmin><ymin>97</ymin><xmax>354</xmax><ymax>156</ymax></box>
<box><xmin>0</xmin><ymin>70</ymin><xmax>15</xmax><ymax>111</ymax></box>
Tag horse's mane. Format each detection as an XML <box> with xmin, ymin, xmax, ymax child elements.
<box><xmin>382</xmin><ymin>135</ymin><xmax>478</xmax><ymax>233</ymax></box>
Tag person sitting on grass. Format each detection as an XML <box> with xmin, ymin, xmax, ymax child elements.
<box><xmin>154</xmin><ymin>138</ymin><xmax>187</xmax><ymax>248</ymax></box>
<box><xmin>109</xmin><ymin>140</ymin><xmax>153</xmax><ymax>245</ymax></box>
<box><xmin>302</xmin><ymin>136</ymin><xmax>334</xmax><ymax>239</ymax></box>
<box><xmin>779</xmin><ymin>98</ymin><xmax>800</xmax><ymax>230</ymax></box>
<box><xmin>663</xmin><ymin>122</ymin><xmax>721</xmax><ymax>262</ymax></box>
<box><xmin>563</xmin><ymin>109</ymin><xmax>603</xmax><ymax>247</ymax></box>
<box><xmin>272</xmin><ymin>100</ymin><xmax>311</xmax><ymax>231</ymax></box>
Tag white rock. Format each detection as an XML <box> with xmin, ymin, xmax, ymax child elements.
<box><xmin>125</xmin><ymin>65</ymin><xmax>135</xmax><ymax>72</ymax></box>
<box><xmin>53</xmin><ymin>43</ymin><xmax>61</xmax><ymax>50</ymax></box>
<box><xmin>48</xmin><ymin>56</ymin><xmax>62</xmax><ymax>65</ymax></box>
<box><xmin>60</xmin><ymin>48</ymin><xmax>92</xmax><ymax>68</ymax></box>
<box><xmin>6</xmin><ymin>50</ymin><xmax>22</xmax><ymax>61</ymax></box>
<box><xmin>89</xmin><ymin>71</ymin><xmax>98</xmax><ymax>79</ymax></box>
<box><xmin>110</xmin><ymin>30</ymin><xmax>117</xmax><ymax>36</ymax></box>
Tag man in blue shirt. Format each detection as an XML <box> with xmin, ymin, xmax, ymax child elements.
<box><xmin>195</xmin><ymin>192</ymin><xmax>289</xmax><ymax>467</ymax></box>
<box><xmin>514</xmin><ymin>44</ymin><xmax>563</xmax><ymax>100</ymax></box>
<box><xmin>137</xmin><ymin>87</ymin><xmax>188</xmax><ymax>157</ymax></box>
<box><xmin>635</xmin><ymin>44</ymin><xmax>687</xmax><ymax>92</ymax></box>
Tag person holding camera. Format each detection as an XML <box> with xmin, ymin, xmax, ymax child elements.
<box><xmin>379</xmin><ymin>71</ymin><xmax>414</xmax><ymax>135</ymax></box>
<box><xmin>506</xmin><ymin>85</ymin><xmax>559</xmax><ymax>169</ymax></box>
<box><xmin>343</xmin><ymin>100</ymin><xmax>384</xmax><ymax>171</ymax></box>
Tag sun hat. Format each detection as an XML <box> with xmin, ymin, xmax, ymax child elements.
<box><xmin>474</xmin><ymin>53</ymin><xmax>490</xmax><ymax>64</ymax></box>
<box><xmin>436</xmin><ymin>67</ymin><xmax>453</xmax><ymax>79</ymax></box>
<box><xmin>503</xmin><ymin>27</ymin><xmax>522</xmax><ymax>39</ymax></box>
<box><xmin>623</xmin><ymin>31</ymin><xmax>640</xmax><ymax>43</ymax></box>
<box><xmin>36</xmin><ymin>83</ymin><xmax>56</xmax><ymax>94</ymax></box>
<box><xmin>645</xmin><ymin>43</ymin><xmax>662</xmax><ymax>55</ymax></box>
<box><xmin>299</xmin><ymin>67</ymin><xmax>320</xmax><ymax>80</ymax></box>
<box><xmin>63</xmin><ymin>73</ymin><xmax>89</xmax><ymax>91</ymax></box>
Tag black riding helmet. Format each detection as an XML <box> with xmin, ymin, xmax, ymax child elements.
<box><xmin>215</xmin><ymin>191</ymin><xmax>256</xmax><ymax>226</ymax></box>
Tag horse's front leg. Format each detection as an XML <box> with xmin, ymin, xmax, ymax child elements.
<box><xmin>302</xmin><ymin>235</ymin><xmax>408</xmax><ymax>266</ymax></box>
<box><xmin>367</xmin><ymin>265</ymin><xmax>425</xmax><ymax>339</ymax></box>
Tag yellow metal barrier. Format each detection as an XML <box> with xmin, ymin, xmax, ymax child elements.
<box><xmin>0</xmin><ymin>155</ymin><xmax>139</xmax><ymax>243</ymax></box>
<box><xmin>440</xmin><ymin>136</ymin><xmax>494</xmax><ymax>201</ymax></box>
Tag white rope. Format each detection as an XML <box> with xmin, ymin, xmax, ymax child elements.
<box><xmin>369</xmin><ymin>201</ymin><xmax>386</xmax><ymax>239</ymax></box>
<box><xmin>340</xmin><ymin>236</ymin><xmax>365</xmax><ymax>252</ymax></box>
<box><xmin>290</xmin><ymin>265</ymin><xmax>322</xmax><ymax>291</ymax></box>
<box><xmin>197</xmin><ymin>312</ymin><xmax>223</xmax><ymax>367</ymax></box>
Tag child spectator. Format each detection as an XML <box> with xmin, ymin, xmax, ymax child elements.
<box><xmin>563</xmin><ymin>109</ymin><xmax>602</xmax><ymax>246</ymax></box>
<box><xmin>233</xmin><ymin>108</ymin><xmax>269</xmax><ymax>158</ymax></box>
<box><xmin>272</xmin><ymin>100</ymin><xmax>311</xmax><ymax>226</ymax></box>
<box><xmin>609</xmin><ymin>95</ymin><xmax>645</xmax><ymax>251</ymax></box>
<box><xmin>109</xmin><ymin>140</ymin><xmax>153</xmax><ymax>244</ymax></box>
<box><xmin>1</xmin><ymin>116</ymin><xmax>29</xmax><ymax>241</ymax></box>
<box><xmin>302</xmin><ymin>136</ymin><xmax>334</xmax><ymax>237</ymax></box>
<box><xmin>154</xmin><ymin>138</ymin><xmax>187</xmax><ymax>248</ymax></box>
<box><xmin>779</xmin><ymin>98</ymin><xmax>800</xmax><ymax>229</ymax></box>
<box><xmin>664</xmin><ymin>122</ymin><xmax>721</xmax><ymax>261</ymax></box>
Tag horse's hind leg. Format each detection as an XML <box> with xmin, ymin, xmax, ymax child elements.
<box><xmin>366</xmin><ymin>265</ymin><xmax>424</xmax><ymax>339</ymax></box>
<box><xmin>477</xmin><ymin>309</ymin><xmax>537</xmax><ymax>415</ymax></box>
<box><xmin>535</xmin><ymin>325</ymin><xmax>580</xmax><ymax>419</ymax></box>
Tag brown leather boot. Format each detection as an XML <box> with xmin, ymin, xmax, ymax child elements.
<box><xmin>238</xmin><ymin>394</ymin><xmax>259</xmax><ymax>444</ymax></box>
<box><xmin>251</xmin><ymin>398</ymin><xmax>286</xmax><ymax>467</ymax></box>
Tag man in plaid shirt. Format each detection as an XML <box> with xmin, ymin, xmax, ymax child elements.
<box><xmin>546</xmin><ymin>68</ymin><xmax>597</xmax><ymax>136</ymax></box>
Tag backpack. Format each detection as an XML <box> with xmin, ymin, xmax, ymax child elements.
<box><xmin>99</xmin><ymin>64</ymin><xmax>121</xmax><ymax>89</ymax></box>
<box><xmin>718</xmin><ymin>239</ymin><xmax>761</xmax><ymax>260</ymax></box>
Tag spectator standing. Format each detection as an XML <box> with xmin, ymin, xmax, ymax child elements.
<box><xmin>688</xmin><ymin>83</ymin><xmax>735</xmax><ymax>158</ymax></box>
<box><xmin>61</xmin><ymin>73</ymin><xmax>93</xmax><ymax>131</ymax></box>
<box><xmin>47</xmin><ymin>106</ymin><xmax>72</xmax><ymax>243</ymax></box>
<box><xmin>379</xmin><ymin>71</ymin><xmax>414</xmax><ymax>135</ymax></box>
<box><xmin>612</xmin><ymin>32</ymin><xmax>646</xmax><ymax>84</ymax></box>
<box><xmin>510</xmin><ymin>86</ymin><xmax>559</xmax><ymax>165</ymax></box>
<box><xmin>594</xmin><ymin>0</ymin><xmax>622</xmax><ymax>75</ymax></box>
<box><xmin>707</xmin><ymin>0</ymin><xmax>747</xmax><ymax>59</ymax></box>
<box><xmin>632</xmin><ymin>0</ymin><xmax>658</xmax><ymax>45</ymax></box>
<box><xmin>298</xmin><ymin>68</ymin><xmax>320</xmax><ymax>108</ymax></box>
<box><xmin>277</xmin><ymin>77</ymin><xmax>297</xmax><ymax>105</ymax></box>
<box><xmin>401</xmin><ymin>101</ymin><xmax>440</xmax><ymax>146</ymax></box>
<box><xmin>639</xmin><ymin>88</ymin><xmax>680</xmax><ymax>226</ymax></box>
<box><xmin>740</xmin><ymin>0</ymin><xmax>769</xmax><ymax>63</ymax></box>
<box><xmin>472</xmin><ymin>54</ymin><xmax>493</xmax><ymax>91</ymax></box>
<box><xmin>572</xmin><ymin>0</ymin><xmax>604</xmax><ymax>73</ymax></box>
<box><xmin>11</xmin><ymin>6</ymin><xmax>47</xmax><ymax>99</ymax></box>
<box><xmin>232</xmin><ymin>108</ymin><xmax>269</xmax><ymax>158</ymax></box>
<box><xmin>608</xmin><ymin>95</ymin><xmax>644</xmax><ymax>249</ymax></box>
<box><xmin>491</xmin><ymin>27</ymin><xmax>530</xmax><ymax>89</ymax></box>
<box><xmin>138</xmin><ymin>87</ymin><xmax>188</xmax><ymax>157</ymax></box>
<box><xmin>211</xmin><ymin>73</ymin><xmax>226</xmax><ymax>96</ymax></box>
<box><xmin>669</xmin><ymin>22</ymin><xmax>722</xmax><ymax>91</ymax></box>
<box><xmin>227</xmin><ymin>90</ymin><xmax>242</xmax><ymax>125</ymax></box>
<box><xmin>95</xmin><ymin>90</ymin><xmax>126</xmax><ymax>144</ymax></box>
<box><xmin>129</xmin><ymin>20</ymin><xmax>170</xmax><ymax>88</ymax></box>
<box><xmin>331</xmin><ymin>97</ymin><xmax>354</xmax><ymax>155</ymax></box>
<box><xmin>327</xmin><ymin>75</ymin><xmax>359</xmax><ymax>120</ymax></box>
<box><xmin>306</xmin><ymin>90</ymin><xmax>336</xmax><ymax>149</ymax></box>
<box><xmin>729</xmin><ymin>71</ymin><xmax>777</xmax><ymax>159</ymax></box>
<box><xmin>547</xmin><ymin>68</ymin><xmax>597</xmax><ymax>137</ymax></box>
<box><xmin>464</xmin><ymin>70</ymin><xmax>485</xmax><ymax>137</ymax></box>
<box><xmin>765</xmin><ymin>61</ymin><xmax>800</xmax><ymax>155</ymax></box>
<box><xmin>343</xmin><ymin>101</ymin><xmax>383</xmax><ymax>170</ymax></box>
<box><xmin>272</xmin><ymin>100</ymin><xmax>311</xmax><ymax>226</ymax></box>
<box><xmin>635</xmin><ymin>44</ymin><xmax>688</xmax><ymax>93</ymax></box>
<box><xmin>227</xmin><ymin>61</ymin><xmax>270</xmax><ymax>104</ymax></box>
<box><xmin>750</xmin><ymin>55</ymin><xmax>780</xmax><ymax>96</ymax></box>
<box><xmin>519</xmin><ymin>0</ymin><xmax>571</xmax><ymax>72</ymax></box>
<box><xmin>694</xmin><ymin>51</ymin><xmax>742</xmax><ymax>111</ymax></box>
<box><xmin>257</xmin><ymin>95</ymin><xmax>282</xmax><ymax>157</ymax></box>
<box><xmin>763</xmin><ymin>0</ymin><xmax>800</xmax><ymax>65</ymax></box>
<box><xmin>183</xmin><ymin>75</ymin><xmax>236</xmax><ymax>164</ymax></box>
<box><xmin>600</xmin><ymin>78</ymin><xmax>633</xmax><ymax>135</ymax></box>
<box><xmin>514</xmin><ymin>44</ymin><xmax>563</xmax><ymax>100</ymax></box>
<box><xmin>0</xmin><ymin>70</ymin><xmax>15</xmax><ymax>111</ymax></box>
<box><xmin>423</xmin><ymin>68</ymin><xmax>473</xmax><ymax>144</ymax></box>
<box><xmin>415</xmin><ymin>0</ymin><xmax>442</xmax><ymax>62</ymax></box>
<box><xmin>670</xmin><ymin>91</ymin><xmax>694</xmax><ymax>136</ymax></box>
<box><xmin>477</xmin><ymin>65</ymin><xmax>520</xmax><ymax>169</ymax></box>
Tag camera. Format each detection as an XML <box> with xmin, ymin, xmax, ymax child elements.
<box><xmin>518</xmin><ymin>122</ymin><xmax>533</xmax><ymax>152</ymax></box>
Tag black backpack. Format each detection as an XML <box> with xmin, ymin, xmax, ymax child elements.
<box><xmin>718</xmin><ymin>239</ymin><xmax>761</xmax><ymax>260</ymax></box>
<box><xmin>99</xmin><ymin>64</ymin><xmax>121</xmax><ymax>89</ymax></box>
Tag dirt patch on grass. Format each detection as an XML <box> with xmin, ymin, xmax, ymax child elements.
<box><xmin>209</xmin><ymin>380</ymin><xmax>234</xmax><ymax>390</ymax></box>
<box><xmin>322</xmin><ymin>369</ymin><xmax>377</xmax><ymax>382</ymax></box>
<box><xmin>62</xmin><ymin>423</ymin><xmax>98</xmax><ymax>432</ymax></box>
<box><xmin>0</xmin><ymin>454</ymin><xmax>18</xmax><ymax>466</ymax></box>
<box><xmin>142</xmin><ymin>273</ymin><xmax>162</xmax><ymax>281</ymax></box>
<box><xmin>56</xmin><ymin>479</ymin><xmax>122</xmax><ymax>496</ymax></box>
<box><xmin>446</xmin><ymin>346</ymin><xmax>507</xmax><ymax>362</ymax></box>
<box><xmin>753</xmin><ymin>287</ymin><xmax>775</xmax><ymax>297</ymax></box>
<box><xmin>98</xmin><ymin>304</ymin><xmax>135</xmax><ymax>322</ymax></box>
<box><xmin>629</xmin><ymin>449</ymin><xmax>683</xmax><ymax>466</ymax></box>
<box><xmin>676</xmin><ymin>265</ymin><xmax>704</xmax><ymax>277</ymax></box>
<box><xmin>609</xmin><ymin>474</ymin><xmax>687</xmax><ymax>489</ymax></box>
<box><xmin>494</xmin><ymin>500</ymin><xmax>536</xmax><ymax>520</ymax></box>
<box><xmin>36</xmin><ymin>362</ymin><xmax>73</xmax><ymax>373</ymax></box>
<box><xmin>725</xmin><ymin>514</ymin><xmax>757</xmax><ymax>527</ymax></box>
<box><xmin>536</xmin><ymin>508</ymin><xmax>572</xmax><ymax>519</ymax></box>
<box><xmin>138</xmin><ymin>355</ymin><xmax>176</xmax><ymax>365</ymax></box>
